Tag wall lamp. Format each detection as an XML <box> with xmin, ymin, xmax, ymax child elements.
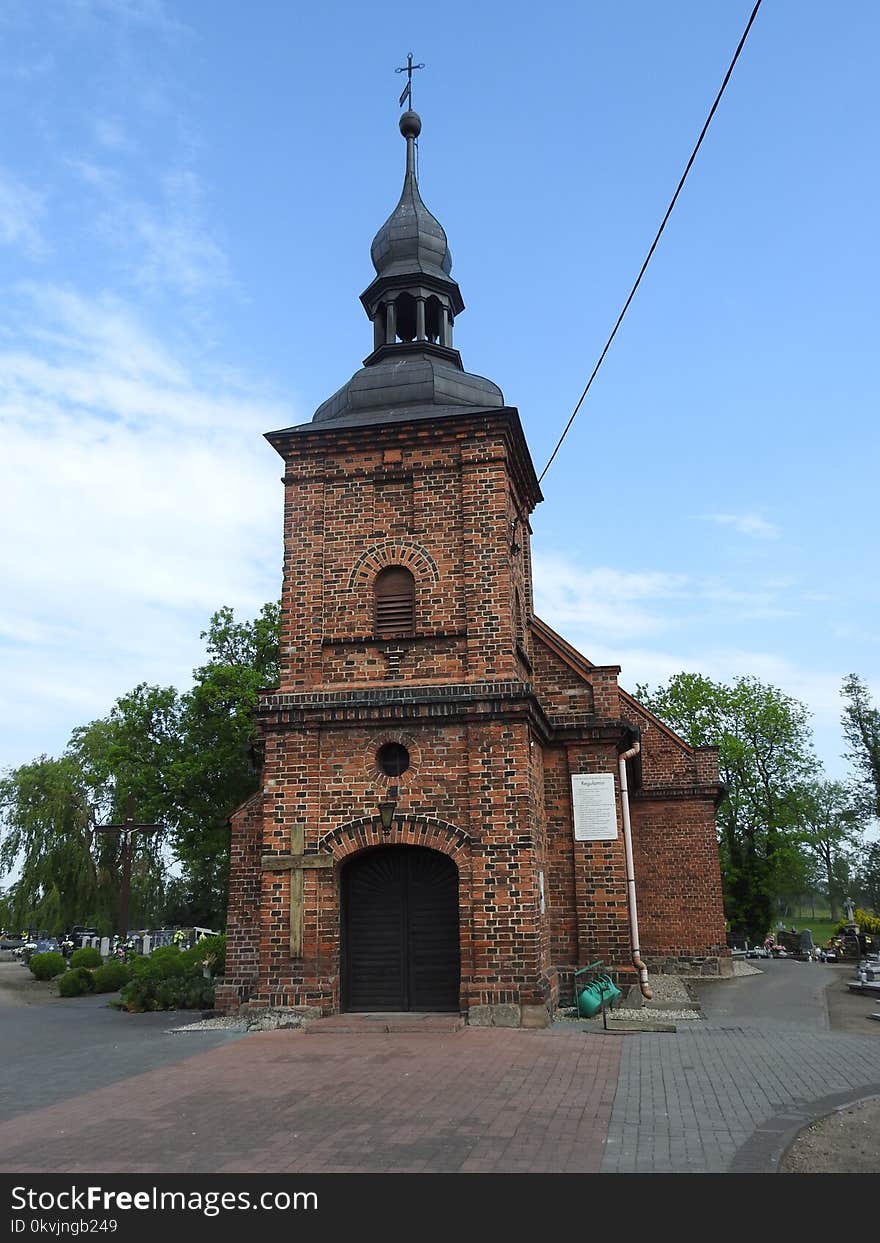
<box><xmin>378</xmin><ymin>799</ymin><xmax>397</xmax><ymax>833</ymax></box>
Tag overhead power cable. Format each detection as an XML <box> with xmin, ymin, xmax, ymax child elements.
<box><xmin>537</xmin><ymin>0</ymin><xmax>763</xmax><ymax>486</ymax></box>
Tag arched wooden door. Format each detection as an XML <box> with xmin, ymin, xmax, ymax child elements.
<box><xmin>342</xmin><ymin>846</ymin><xmax>460</xmax><ymax>1012</ymax></box>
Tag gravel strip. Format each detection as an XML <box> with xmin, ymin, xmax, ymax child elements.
<box><xmin>732</xmin><ymin>959</ymin><xmax>764</xmax><ymax>977</ymax></box>
<box><xmin>167</xmin><ymin>1016</ymin><xmax>249</xmax><ymax>1033</ymax></box>
<box><xmin>555</xmin><ymin>1005</ymin><xmax>701</xmax><ymax>1023</ymax></box>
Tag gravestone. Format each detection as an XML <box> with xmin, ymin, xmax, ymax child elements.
<box><xmin>99</xmin><ymin>936</ymin><xmax>110</xmax><ymax>957</ymax></box>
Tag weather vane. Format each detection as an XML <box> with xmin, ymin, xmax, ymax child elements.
<box><xmin>396</xmin><ymin>52</ymin><xmax>425</xmax><ymax>110</ymax></box>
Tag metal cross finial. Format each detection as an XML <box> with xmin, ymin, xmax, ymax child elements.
<box><xmin>396</xmin><ymin>52</ymin><xmax>425</xmax><ymax>110</ymax></box>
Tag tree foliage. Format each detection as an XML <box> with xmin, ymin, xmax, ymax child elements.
<box><xmin>841</xmin><ymin>674</ymin><xmax>880</xmax><ymax>820</ymax></box>
<box><xmin>635</xmin><ymin>672</ymin><xmax>818</xmax><ymax>940</ymax></box>
<box><xmin>787</xmin><ymin>779</ymin><xmax>861</xmax><ymax>922</ymax></box>
<box><xmin>856</xmin><ymin>840</ymin><xmax>880</xmax><ymax>913</ymax></box>
<box><xmin>0</xmin><ymin>603</ymin><xmax>280</xmax><ymax>934</ymax></box>
<box><xmin>168</xmin><ymin>602</ymin><xmax>280</xmax><ymax>924</ymax></box>
<box><xmin>0</xmin><ymin>755</ymin><xmax>107</xmax><ymax>934</ymax></box>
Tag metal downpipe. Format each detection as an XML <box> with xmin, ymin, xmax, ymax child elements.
<box><xmin>619</xmin><ymin>741</ymin><xmax>652</xmax><ymax>999</ymax></box>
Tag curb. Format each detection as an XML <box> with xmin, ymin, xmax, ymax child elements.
<box><xmin>730</xmin><ymin>1083</ymin><xmax>880</xmax><ymax>1173</ymax></box>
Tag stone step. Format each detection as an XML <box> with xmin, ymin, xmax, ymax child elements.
<box><xmin>305</xmin><ymin>1012</ymin><xmax>465</xmax><ymax>1035</ymax></box>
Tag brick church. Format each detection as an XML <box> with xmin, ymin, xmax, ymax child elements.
<box><xmin>217</xmin><ymin>106</ymin><xmax>728</xmax><ymax>1025</ymax></box>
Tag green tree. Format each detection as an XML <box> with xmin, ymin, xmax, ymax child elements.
<box><xmin>67</xmin><ymin>682</ymin><xmax>182</xmax><ymax>931</ymax></box>
<box><xmin>855</xmin><ymin>840</ymin><xmax>880</xmax><ymax>913</ymax></box>
<box><xmin>0</xmin><ymin>603</ymin><xmax>280</xmax><ymax>935</ymax></box>
<box><xmin>166</xmin><ymin>602</ymin><xmax>280</xmax><ymax>926</ymax></box>
<box><xmin>841</xmin><ymin>674</ymin><xmax>880</xmax><ymax>819</ymax></box>
<box><xmin>635</xmin><ymin>672</ymin><xmax>818</xmax><ymax>941</ymax></box>
<box><xmin>0</xmin><ymin>755</ymin><xmax>109</xmax><ymax>934</ymax></box>
<box><xmin>788</xmin><ymin>779</ymin><xmax>861</xmax><ymax>922</ymax></box>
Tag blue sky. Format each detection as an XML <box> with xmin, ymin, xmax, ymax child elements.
<box><xmin>0</xmin><ymin>0</ymin><xmax>877</xmax><ymax>785</ymax></box>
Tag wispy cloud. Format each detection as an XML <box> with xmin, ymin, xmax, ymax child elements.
<box><xmin>0</xmin><ymin>53</ymin><xmax>56</xmax><ymax>82</ymax></box>
<box><xmin>0</xmin><ymin>169</ymin><xmax>48</xmax><ymax>258</ymax></box>
<box><xmin>71</xmin><ymin>0</ymin><xmax>188</xmax><ymax>40</ymax></box>
<box><xmin>133</xmin><ymin>170</ymin><xmax>231</xmax><ymax>296</ymax></box>
<box><xmin>534</xmin><ymin>556</ymin><xmax>687</xmax><ymax>640</ymax></box>
<box><xmin>69</xmin><ymin>158</ymin><xmax>231</xmax><ymax>298</ymax></box>
<box><xmin>530</xmin><ymin>547</ymin><xmax>865</xmax><ymax>778</ymax></box>
<box><xmin>92</xmin><ymin>116</ymin><xmax>133</xmax><ymax>152</ymax></box>
<box><xmin>702</xmin><ymin>512</ymin><xmax>780</xmax><ymax>540</ymax></box>
<box><xmin>0</xmin><ymin>283</ymin><xmax>296</xmax><ymax>768</ymax></box>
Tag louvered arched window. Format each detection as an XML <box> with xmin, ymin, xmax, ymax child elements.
<box><xmin>375</xmin><ymin>566</ymin><xmax>415</xmax><ymax>636</ymax></box>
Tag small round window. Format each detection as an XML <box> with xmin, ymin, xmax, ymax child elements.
<box><xmin>377</xmin><ymin>742</ymin><xmax>410</xmax><ymax>777</ymax></box>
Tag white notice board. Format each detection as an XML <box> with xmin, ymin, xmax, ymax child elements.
<box><xmin>571</xmin><ymin>773</ymin><xmax>618</xmax><ymax>841</ymax></box>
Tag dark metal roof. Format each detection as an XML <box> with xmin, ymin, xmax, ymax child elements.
<box><xmin>304</xmin><ymin>109</ymin><xmax>506</xmax><ymax>432</ymax></box>
<box><xmin>312</xmin><ymin>349</ymin><xmax>503</xmax><ymax>426</ymax></box>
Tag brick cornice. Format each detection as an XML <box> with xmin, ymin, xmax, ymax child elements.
<box><xmin>257</xmin><ymin>680</ymin><xmax>554</xmax><ymax>737</ymax></box>
<box><xmin>633</xmin><ymin>783</ymin><xmax>726</xmax><ymax>806</ymax></box>
<box><xmin>267</xmin><ymin>407</ymin><xmax>542</xmax><ymax>513</ymax></box>
<box><xmin>260</xmin><ymin>680</ymin><xmax>532</xmax><ymax>709</ymax></box>
<box><xmin>320</xmin><ymin>630</ymin><xmax>466</xmax><ymax>648</ymax></box>
<box><xmin>256</xmin><ymin>683</ymin><xmax>646</xmax><ymax>752</ymax></box>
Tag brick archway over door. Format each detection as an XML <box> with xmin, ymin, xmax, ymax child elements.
<box><xmin>341</xmin><ymin>845</ymin><xmax>461</xmax><ymax>1012</ymax></box>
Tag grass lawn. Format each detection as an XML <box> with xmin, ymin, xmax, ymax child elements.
<box><xmin>772</xmin><ymin>918</ymin><xmax>841</xmax><ymax>945</ymax></box>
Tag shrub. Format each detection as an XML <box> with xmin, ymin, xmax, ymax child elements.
<box><xmin>70</xmin><ymin>946</ymin><xmax>102</xmax><ymax>969</ymax></box>
<box><xmin>120</xmin><ymin>964</ymin><xmax>214</xmax><ymax>1013</ymax></box>
<box><xmin>91</xmin><ymin>961</ymin><xmax>132</xmax><ymax>993</ymax></box>
<box><xmin>29</xmin><ymin>951</ymin><xmax>66</xmax><ymax>981</ymax></box>
<box><xmin>837</xmin><ymin>909</ymin><xmax>880</xmax><ymax>935</ymax></box>
<box><xmin>180</xmin><ymin>934</ymin><xmax>226</xmax><ymax>976</ymax></box>
<box><xmin>57</xmin><ymin>967</ymin><xmax>95</xmax><ymax>997</ymax></box>
<box><xmin>134</xmin><ymin>945</ymin><xmax>186</xmax><ymax>976</ymax></box>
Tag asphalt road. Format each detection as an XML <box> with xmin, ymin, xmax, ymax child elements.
<box><xmin>2</xmin><ymin>956</ymin><xmax>879</xmax><ymax>1173</ymax></box>
<box><xmin>695</xmin><ymin>958</ymin><xmax>847</xmax><ymax>1030</ymax></box>
<box><xmin>0</xmin><ymin>962</ymin><xmax>245</xmax><ymax>1123</ymax></box>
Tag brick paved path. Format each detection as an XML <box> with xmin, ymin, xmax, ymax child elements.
<box><xmin>601</xmin><ymin>961</ymin><xmax>880</xmax><ymax>1172</ymax></box>
<box><xmin>602</xmin><ymin>1026</ymin><xmax>880</xmax><ymax>1172</ymax></box>
<box><xmin>3</xmin><ymin>962</ymin><xmax>878</xmax><ymax>1174</ymax></box>
<box><xmin>0</xmin><ymin>1029</ymin><xmax>621</xmax><ymax>1174</ymax></box>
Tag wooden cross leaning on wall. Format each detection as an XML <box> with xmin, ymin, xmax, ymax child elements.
<box><xmin>261</xmin><ymin>826</ymin><xmax>334</xmax><ymax>957</ymax></box>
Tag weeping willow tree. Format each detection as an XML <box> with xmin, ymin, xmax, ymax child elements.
<box><xmin>0</xmin><ymin>684</ymin><xmax>180</xmax><ymax>936</ymax></box>
<box><xmin>0</xmin><ymin>755</ymin><xmax>110</xmax><ymax>934</ymax></box>
<box><xmin>1</xmin><ymin>603</ymin><xmax>280</xmax><ymax>935</ymax></box>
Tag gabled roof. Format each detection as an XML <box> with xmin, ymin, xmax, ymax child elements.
<box><xmin>530</xmin><ymin>614</ymin><xmax>699</xmax><ymax>757</ymax></box>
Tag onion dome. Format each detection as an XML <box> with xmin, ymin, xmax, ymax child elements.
<box><xmin>292</xmin><ymin>107</ymin><xmax>505</xmax><ymax>430</ymax></box>
<box><xmin>369</xmin><ymin>111</ymin><xmax>453</xmax><ymax>282</ymax></box>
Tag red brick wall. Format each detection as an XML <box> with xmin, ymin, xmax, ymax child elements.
<box><xmin>275</xmin><ymin>414</ymin><xmax>537</xmax><ymax>692</ymax></box>
<box><xmin>629</xmin><ymin>796</ymin><xmax>728</xmax><ymax>960</ymax></box>
<box><xmin>618</xmin><ymin>691</ymin><xmax>728</xmax><ymax>962</ymax></box>
<box><xmin>215</xmin><ymin>792</ymin><xmax>263</xmax><ymax>1012</ymax></box>
<box><xmin>221</xmin><ymin>406</ymin><xmax>727</xmax><ymax>1017</ymax></box>
<box><xmin>237</xmin><ymin>712</ymin><xmax>553</xmax><ymax>1013</ymax></box>
<box><xmin>530</xmin><ymin>639</ymin><xmax>595</xmax><ymax>719</ymax></box>
<box><xmin>529</xmin><ymin>623</ymin><xmax>728</xmax><ymax>994</ymax></box>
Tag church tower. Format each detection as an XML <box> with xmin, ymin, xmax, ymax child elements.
<box><xmin>217</xmin><ymin>105</ymin><xmax>728</xmax><ymax>1024</ymax></box>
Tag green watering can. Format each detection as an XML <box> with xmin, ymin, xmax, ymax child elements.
<box><xmin>575</xmin><ymin>962</ymin><xmax>622</xmax><ymax>1018</ymax></box>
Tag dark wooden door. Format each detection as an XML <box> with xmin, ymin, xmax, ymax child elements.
<box><xmin>342</xmin><ymin>846</ymin><xmax>460</xmax><ymax>1012</ymax></box>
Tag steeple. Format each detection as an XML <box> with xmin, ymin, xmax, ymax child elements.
<box><xmin>364</xmin><ymin>109</ymin><xmax>462</xmax><ymax>337</ymax></box>
<box><xmin>311</xmin><ymin>108</ymin><xmax>503</xmax><ymax>427</ymax></box>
